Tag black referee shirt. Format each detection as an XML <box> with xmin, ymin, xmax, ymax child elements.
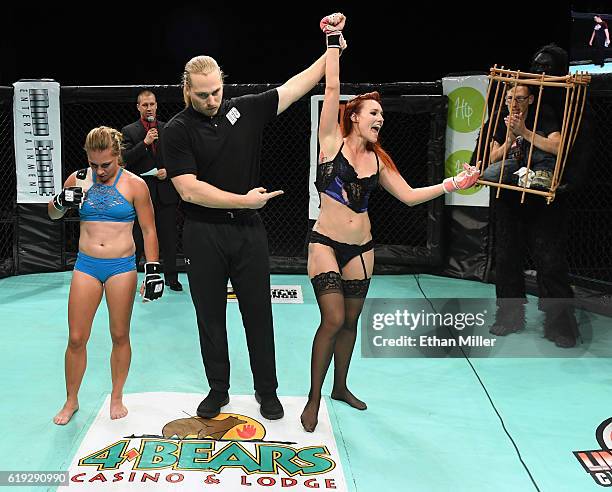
<box><xmin>162</xmin><ymin>89</ymin><xmax>279</xmax><ymax>221</ymax></box>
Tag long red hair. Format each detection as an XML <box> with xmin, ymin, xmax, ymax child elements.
<box><xmin>341</xmin><ymin>91</ymin><xmax>398</xmax><ymax>173</ymax></box>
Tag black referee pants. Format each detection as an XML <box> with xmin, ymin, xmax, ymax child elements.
<box><xmin>183</xmin><ymin>214</ymin><xmax>278</xmax><ymax>396</ymax></box>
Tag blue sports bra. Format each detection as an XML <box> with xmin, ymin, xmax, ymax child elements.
<box><xmin>315</xmin><ymin>143</ymin><xmax>379</xmax><ymax>213</ymax></box>
<box><xmin>79</xmin><ymin>168</ymin><xmax>136</xmax><ymax>222</ymax></box>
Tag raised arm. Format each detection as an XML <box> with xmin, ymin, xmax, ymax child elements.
<box><xmin>276</xmin><ymin>54</ymin><xmax>326</xmax><ymax>115</ymax></box>
<box><xmin>275</xmin><ymin>12</ymin><xmax>346</xmax><ymax>115</ymax></box>
<box><xmin>318</xmin><ymin>17</ymin><xmax>345</xmax><ymax>158</ymax></box>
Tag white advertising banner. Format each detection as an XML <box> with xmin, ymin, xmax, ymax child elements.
<box><xmin>442</xmin><ymin>76</ymin><xmax>490</xmax><ymax>206</ymax></box>
<box><xmin>13</xmin><ymin>80</ymin><xmax>62</xmax><ymax>203</ymax></box>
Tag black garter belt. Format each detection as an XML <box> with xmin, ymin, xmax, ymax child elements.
<box><xmin>309</xmin><ymin>230</ymin><xmax>373</xmax><ymax>278</ymax></box>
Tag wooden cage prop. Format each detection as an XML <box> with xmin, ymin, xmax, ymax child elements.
<box><xmin>475</xmin><ymin>66</ymin><xmax>590</xmax><ymax>204</ymax></box>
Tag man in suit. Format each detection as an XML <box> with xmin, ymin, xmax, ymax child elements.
<box><xmin>122</xmin><ymin>89</ymin><xmax>182</xmax><ymax>291</ymax></box>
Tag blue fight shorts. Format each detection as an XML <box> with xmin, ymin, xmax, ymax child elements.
<box><xmin>74</xmin><ymin>251</ymin><xmax>136</xmax><ymax>283</ymax></box>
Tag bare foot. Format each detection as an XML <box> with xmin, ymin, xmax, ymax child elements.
<box><xmin>300</xmin><ymin>399</ymin><xmax>320</xmax><ymax>432</ymax></box>
<box><xmin>110</xmin><ymin>399</ymin><xmax>128</xmax><ymax>420</ymax></box>
<box><xmin>53</xmin><ymin>402</ymin><xmax>79</xmax><ymax>425</ymax></box>
<box><xmin>331</xmin><ymin>388</ymin><xmax>367</xmax><ymax>410</ymax></box>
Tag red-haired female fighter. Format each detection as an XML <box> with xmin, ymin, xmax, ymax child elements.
<box><xmin>301</xmin><ymin>14</ymin><xmax>480</xmax><ymax>432</ymax></box>
<box><xmin>49</xmin><ymin>126</ymin><xmax>163</xmax><ymax>425</ymax></box>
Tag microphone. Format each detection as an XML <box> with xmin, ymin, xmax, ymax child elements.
<box><xmin>146</xmin><ymin>116</ymin><xmax>158</xmax><ymax>152</ymax></box>
<box><xmin>146</xmin><ymin>116</ymin><xmax>157</xmax><ymax>141</ymax></box>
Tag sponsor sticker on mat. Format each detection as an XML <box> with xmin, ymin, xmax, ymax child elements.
<box><xmin>227</xmin><ymin>285</ymin><xmax>303</xmax><ymax>304</ymax></box>
<box><xmin>67</xmin><ymin>393</ymin><xmax>346</xmax><ymax>490</ymax></box>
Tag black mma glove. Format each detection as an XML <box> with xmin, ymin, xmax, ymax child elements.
<box><xmin>142</xmin><ymin>262</ymin><xmax>164</xmax><ymax>302</ymax></box>
<box><xmin>52</xmin><ymin>186</ymin><xmax>84</xmax><ymax>210</ymax></box>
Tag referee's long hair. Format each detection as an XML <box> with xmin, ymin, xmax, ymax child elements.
<box><xmin>182</xmin><ymin>56</ymin><xmax>225</xmax><ymax>108</ymax></box>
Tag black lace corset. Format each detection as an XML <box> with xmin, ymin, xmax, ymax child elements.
<box><xmin>315</xmin><ymin>145</ymin><xmax>379</xmax><ymax>213</ymax></box>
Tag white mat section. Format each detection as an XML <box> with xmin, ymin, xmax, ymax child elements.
<box><xmin>67</xmin><ymin>393</ymin><xmax>347</xmax><ymax>491</ymax></box>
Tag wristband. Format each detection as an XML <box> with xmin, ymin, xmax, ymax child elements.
<box><xmin>326</xmin><ymin>33</ymin><xmax>342</xmax><ymax>49</ymax></box>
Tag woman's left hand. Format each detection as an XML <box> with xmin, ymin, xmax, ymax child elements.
<box><xmin>443</xmin><ymin>163</ymin><xmax>481</xmax><ymax>192</ymax></box>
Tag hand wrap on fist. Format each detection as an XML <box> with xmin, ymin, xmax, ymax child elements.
<box><xmin>320</xmin><ymin>12</ymin><xmax>347</xmax><ymax>52</ymax></box>
<box><xmin>442</xmin><ymin>163</ymin><xmax>481</xmax><ymax>193</ymax></box>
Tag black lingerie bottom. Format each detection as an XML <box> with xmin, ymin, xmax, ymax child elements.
<box><xmin>308</xmin><ymin>230</ymin><xmax>373</xmax><ymax>298</ymax></box>
<box><xmin>309</xmin><ymin>230</ymin><xmax>373</xmax><ymax>275</ymax></box>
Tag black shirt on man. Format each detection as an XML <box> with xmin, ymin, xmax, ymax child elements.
<box><xmin>162</xmin><ymin>89</ymin><xmax>278</xmax><ymax>221</ymax></box>
<box><xmin>492</xmin><ymin>102</ymin><xmax>559</xmax><ymax>146</ymax></box>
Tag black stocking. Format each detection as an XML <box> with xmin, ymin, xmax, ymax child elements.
<box><xmin>301</xmin><ymin>272</ymin><xmax>344</xmax><ymax>432</ymax></box>
<box><xmin>331</xmin><ymin>280</ymin><xmax>369</xmax><ymax>410</ymax></box>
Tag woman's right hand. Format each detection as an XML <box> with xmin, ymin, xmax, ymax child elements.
<box><xmin>53</xmin><ymin>186</ymin><xmax>84</xmax><ymax>210</ymax></box>
<box><xmin>320</xmin><ymin>12</ymin><xmax>346</xmax><ymax>33</ymax></box>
